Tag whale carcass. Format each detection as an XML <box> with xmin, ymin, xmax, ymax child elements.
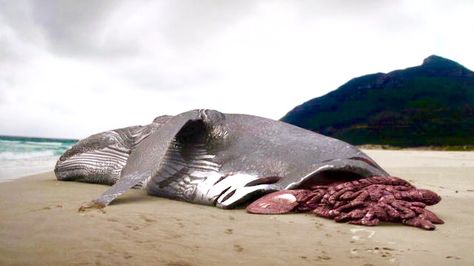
<box><xmin>55</xmin><ymin>109</ymin><xmax>443</xmax><ymax>230</ymax></box>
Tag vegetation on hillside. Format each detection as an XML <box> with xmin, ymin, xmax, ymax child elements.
<box><xmin>281</xmin><ymin>55</ymin><xmax>474</xmax><ymax>148</ymax></box>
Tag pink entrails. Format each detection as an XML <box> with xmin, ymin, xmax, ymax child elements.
<box><xmin>247</xmin><ymin>176</ymin><xmax>444</xmax><ymax>230</ymax></box>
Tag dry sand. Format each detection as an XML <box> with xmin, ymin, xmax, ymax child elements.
<box><xmin>1</xmin><ymin>150</ymin><xmax>473</xmax><ymax>266</ymax></box>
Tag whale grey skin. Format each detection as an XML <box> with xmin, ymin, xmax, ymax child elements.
<box><xmin>55</xmin><ymin>109</ymin><xmax>389</xmax><ymax>210</ymax></box>
<box><xmin>55</xmin><ymin>115</ymin><xmax>172</xmax><ymax>186</ymax></box>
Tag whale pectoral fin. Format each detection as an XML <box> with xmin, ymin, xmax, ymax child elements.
<box><xmin>78</xmin><ymin>171</ymin><xmax>150</xmax><ymax>212</ymax></box>
<box><xmin>142</xmin><ymin>109</ymin><xmax>225</xmax><ymax>189</ymax></box>
<box><xmin>79</xmin><ymin>109</ymin><xmax>224</xmax><ymax>210</ymax></box>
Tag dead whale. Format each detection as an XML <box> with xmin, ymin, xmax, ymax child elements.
<box><xmin>55</xmin><ymin>109</ymin><xmax>443</xmax><ymax>230</ymax></box>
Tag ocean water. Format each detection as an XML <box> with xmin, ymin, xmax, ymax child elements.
<box><xmin>0</xmin><ymin>135</ymin><xmax>77</xmax><ymax>182</ymax></box>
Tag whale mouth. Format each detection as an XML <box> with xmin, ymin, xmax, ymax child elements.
<box><xmin>284</xmin><ymin>157</ymin><xmax>389</xmax><ymax>190</ymax></box>
<box><xmin>294</xmin><ymin>170</ymin><xmax>363</xmax><ymax>189</ymax></box>
<box><xmin>208</xmin><ymin>156</ymin><xmax>390</xmax><ymax>209</ymax></box>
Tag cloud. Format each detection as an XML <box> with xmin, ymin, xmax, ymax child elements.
<box><xmin>0</xmin><ymin>0</ymin><xmax>473</xmax><ymax>138</ymax></box>
<box><xmin>29</xmin><ymin>0</ymin><xmax>127</xmax><ymax>57</ymax></box>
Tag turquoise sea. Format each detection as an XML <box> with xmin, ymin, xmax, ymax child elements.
<box><xmin>0</xmin><ymin>135</ymin><xmax>77</xmax><ymax>182</ymax></box>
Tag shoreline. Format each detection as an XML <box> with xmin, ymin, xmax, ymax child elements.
<box><xmin>0</xmin><ymin>167</ymin><xmax>56</xmax><ymax>183</ymax></box>
<box><xmin>1</xmin><ymin>150</ymin><xmax>473</xmax><ymax>265</ymax></box>
<box><xmin>2</xmin><ymin>149</ymin><xmax>472</xmax><ymax>183</ymax></box>
<box><xmin>358</xmin><ymin>145</ymin><xmax>474</xmax><ymax>151</ymax></box>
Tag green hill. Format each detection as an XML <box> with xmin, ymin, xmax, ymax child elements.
<box><xmin>281</xmin><ymin>55</ymin><xmax>474</xmax><ymax>148</ymax></box>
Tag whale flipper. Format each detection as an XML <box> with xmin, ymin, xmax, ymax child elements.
<box><xmin>78</xmin><ymin>171</ymin><xmax>151</xmax><ymax>210</ymax></box>
<box><xmin>78</xmin><ymin>110</ymin><xmax>220</xmax><ymax>210</ymax></box>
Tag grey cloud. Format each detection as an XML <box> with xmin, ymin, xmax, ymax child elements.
<box><xmin>29</xmin><ymin>0</ymin><xmax>128</xmax><ymax>57</ymax></box>
<box><xmin>0</xmin><ymin>0</ymin><xmax>137</xmax><ymax>60</ymax></box>
<box><xmin>157</xmin><ymin>0</ymin><xmax>256</xmax><ymax>48</ymax></box>
<box><xmin>293</xmin><ymin>0</ymin><xmax>473</xmax><ymax>34</ymax></box>
<box><xmin>293</xmin><ymin>0</ymin><xmax>419</xmax><ymax>32</ymax></box>
<box><xmin>124</xmin><ymin>65</ymin><xmax>219</xmax><ymax>91</ymax></box>
<box><xmin>0</xmin><ymin>0</ymin><xmax>258</xmax><ymax>95</ymax></box>
<box><xmin>0</xmin><ymin>0</ymin><xmax>43</xmax><ymax>43</ymax></box>
<box><xmin>0</xmin><ymin>89</ymin><xmax>5</xmax><ymax>105</ymax></box>
<box><xmin>293</xmin><ymin>0</ymin><xmax>396</xmax><ymax>17</ymax></box>
<box><xmin>0</xmin><ymin>1</ymin><xmax>42</xmax><ymax>63</ymax></box>
<box><xmin>0</xmin><ymin>34</ymin><xmax>21</xmax><ymax>63</ymax></box>
<box><xmin>0</xmin><ymin>0</ymin><xmax>473</xmax><ymax>139</ymax></box>
<box><xmin>1</xmin><ymin>0</ymin><xmax>256</xmax><ymax>59</ymax></box>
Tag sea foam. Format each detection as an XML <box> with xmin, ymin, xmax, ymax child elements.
<box><xmin>0</xmin><ymin>136</ymin><xmax>77</xmax><ymax>182</ymax></box>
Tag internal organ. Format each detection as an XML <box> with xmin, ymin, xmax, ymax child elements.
<box><xmin>247</xmin><ymin>176</ymin><xmax>444</xmax><ymax>230</ymax></box>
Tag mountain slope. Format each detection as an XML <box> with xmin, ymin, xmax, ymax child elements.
<box><xmin>281</xmin><ymin>55</ymin><xmax>474</xmax><ymax>147</ymax></box>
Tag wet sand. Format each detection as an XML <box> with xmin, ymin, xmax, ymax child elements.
<box><xmin>1</xmin><ymin>150</ymin><xmax>473</xmax><ymax>265</ymax></box>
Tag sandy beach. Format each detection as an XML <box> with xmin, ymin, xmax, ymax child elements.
<box><xmin>0</xmin><ymin>150</ymin><xmax>473</xmax><ymax>266</ymax></box>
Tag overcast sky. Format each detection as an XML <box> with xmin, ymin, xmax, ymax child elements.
<box><xmin>1</xmin><ymin>0</ymin><xmax>473</xmax><ymax>139</ymax></box>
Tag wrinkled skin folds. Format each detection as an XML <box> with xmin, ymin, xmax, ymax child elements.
<box><xmin>247</xmin><ymin>176</ymin><xmax>444</xmax><ymax>230</ymax></box>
